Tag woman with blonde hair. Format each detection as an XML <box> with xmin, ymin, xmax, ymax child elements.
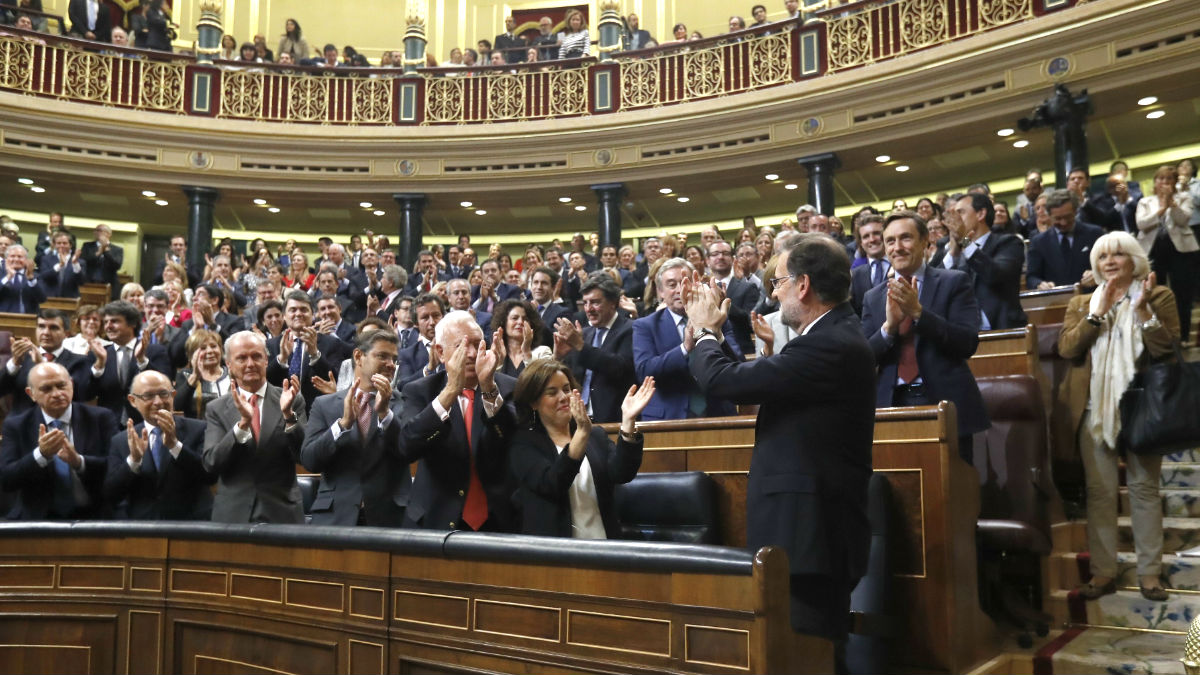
<box><xmin>174</xmin><ymin>329</ymin><xmax>230</xmax><ymax>419</ymax></box>
<box><xmin>1057</xmin><ymin>231</ymin><xmax>1179</xmax><ymax>601</ymax></box>
<box><xmin>62</xmin><ymin>304</ymin><xmax>104</xmax><ymax>355</ymax></box>
<box><xmin>284</xmin><ymin>249</ymin><xmax>315</xmax><ymax>290</ymax></box>
<box><xmin>557</xmin><ymin>9</ymin><xmax>590</xmax><ymax>59</ymax></box>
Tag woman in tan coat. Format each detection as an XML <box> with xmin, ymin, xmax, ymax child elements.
<box><xmin>1056</xmin><ymin>231</ymin><xmax>1179</xmax><ymax>601</ymax></box>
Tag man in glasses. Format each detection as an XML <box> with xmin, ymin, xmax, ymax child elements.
<box><xmin>103</xmin><ymin>370</ymin><xmax>215</xmax><ymax>520</ymax></box>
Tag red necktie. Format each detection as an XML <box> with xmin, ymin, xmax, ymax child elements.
<box><xmin>897</xmin><ymin>318</ymin><xmax>919</xmax><ymax>384</ymax></box>
<box><xmin>43</xmin><ymin>352</ymin><xmax>54</xmax><ymax>362</ymax></box>
<box><xmin>356</xmin><ymin>389</ymin><xmax>372</xmax><ymax>438</ymax></box>
<box><xmin>248</xmin><ymin>393</ymin><xmax>261</xmax><ymax>442</ymax></box>
<box><xmin>460</xmin><ymin>389</ymin><xmax>489</xmax><ymax>530</ymax></box>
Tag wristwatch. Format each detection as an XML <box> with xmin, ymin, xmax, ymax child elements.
<box><xmin>1141</xmin><ymin>315</ymin><xmax>1161</xmax><ymax>331</ymax></box>
<box><xmin>1085</xmin><ymin>313</ymin><xmax>1103</xmax><ymax>327</ymax></box>
<box><xmin>692</xmin><ymin>327</ymin><xmax>717</xmax><ymax>341</ymax></box>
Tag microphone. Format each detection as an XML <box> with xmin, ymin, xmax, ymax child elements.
<box><xmin>1185</xmin><ymin>615</ymin><xmax>1200</xmax><ymax>675</ymax></box>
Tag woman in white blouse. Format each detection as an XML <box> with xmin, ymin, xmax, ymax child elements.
<box><xmin>1136</xmin><ymin>164</ymin><xmax>1196</xmax><ymax>341</ymax></box>
<box><xmin>509</xmin><ymin>359</ymin><xmax>654</xmax><ymax>539</ymax></box>
<box><xmin>557</xmin><ymin>9</ymin><xmax>590</xmax><ymax>59</ymax></box>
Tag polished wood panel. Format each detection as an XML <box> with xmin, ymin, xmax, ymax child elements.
<box><xmin>42</xmin><ymin>297</ymin><xmax>80</xmax><ymax>313</ymax></box>
<box><xmin>0</xmin><ymin>313</ymin><xmax>36</xmax><ymax>340</ymax></box>
<box><xmin>79</xmin><ymin>284</ymin><xmax>111</xmax><ymax>311</ymax></box>
<box><xmin>1020</xmin><ymin>286</ymin><xmax>1078</xmax><ymax>326</ymax></box>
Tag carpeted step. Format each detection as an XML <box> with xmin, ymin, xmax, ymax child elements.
<box><xmin>1121</xmin><ymin>487</ymin><xmax>1200</xmax><ymax>518</ymax></box>
<box><xmin>1048</xmin><ymin>588</ymin><xmax>1197</xmax><ymax>634</ymax></box>
<box><xmin>1160</xmin><ymin>464</ymin><xmax>1200</xmax><ymax>490</ymax></box>
<box><xmin>1163</xmin><ymin>448</ymin><xmax>1200</xmax><ymax>464</ymax></box>
<box><xmin>1054</xmin><ymin>552</ymin><xmax>1200</xmax><ymax>593</ymax></box>
<box><xmin>1120</xmin><ymin>517</ymin><xmax>1200</xmax><ymax>554</ymax></box>
<box><xmin>1033</xmin><ymin>626</ymin><xmax>1186</xmax><ymax>674</ymax></box>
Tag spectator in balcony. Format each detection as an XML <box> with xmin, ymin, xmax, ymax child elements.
<box><xmin>68</xmin><ymin>0</ymin><xmax>112</xmax><ymax>42</ymax></box>
<box><xmin>727</xmin><ymin>16</ymin><xmax>747</xmax><ymax>33</ymax></box>
<box><xmin>690</xmin><ymin>31</ymin><xmax>704</xmax><ymax>41</ymax></box>
<box><xmin>750</xmin><ymin>5</ymin><xmax>769</xmax><ymax>27</ymax></box>
<box><xmin>109</xmin><ymin>26</ymin><xmax>132</xmax><ymax>48</ymax></box>
<box><xmin>313</xmin><ymin>43</ymin><xmax>341</xmax><ymax>67</ymax></box>
<box><xmin>463</xmin><ymin>48</ymin><xmax>478</xmax><ymax>67</ymax></box>
<box><xmin>665</xmin><ymin>23</ymin><xmax>687</xmax><ymax>44</ymax></box>
<box><xmin>446</xmin><ymin>47</ymin><xmax>464</xmax><ymax>67</ymax></box>
<box><xmin>784</xmin><ymin>0</ymin><xmax>801</xmax><ymax>19</ymax></box>
<box><xmin>128</xmin><ymin>0</ymin><xmax>148</xmax><ymax>47</ymax></box>
<box><xmin>477</xmin><ymin>39</ymin><xmax>492</xmax><ymax>63</ymax></box>
<box><xmin>533</xmin><ymin>16</ymin><xmax>558</xmax><ymax>60</ymax></box>
<box><xmin>219</xmin><ymin>34</ymin><xmax>237</xmax><ymax>60</ymax></box>
<box><xmin>143</xmin><ymin>0</ymin><xmax>172</xmax><ymax>52</ymax></box>
<box><xmin>253</xmin><ymin>34</ymin><xmax>273</xmax><ymax>61</ymax></box>
<box><xmin>495</xmin><ymin>15</ymin><xmax>525</xmax><ymax>64</ymax></box>
<box><xmin>277</xmin><ymin>18</ymin><xmax>308</xmax><ymax>64</ymax></box>
<box><xmin>557</xmin><ymin>10</ymin><xmax>589</xmax><ymax>59</ymax></box>
<box><xmin>623</xmin><ymin>13</ymin><xmax>652</xmax><ymax>50</ymax></box>
<box><xmin>238</xmin><ymin>41</ymin><xmax>259</xmax><ymax>62</ymax></box>
<box><xmin>14</xmin><ymin>0</ymin><xmax>45</xmax><ymax>32</ymax></box>
<box><xmin>489</xmin><ymin>51</ymin><xmax>505</xmax><ymax>66</ymax></box>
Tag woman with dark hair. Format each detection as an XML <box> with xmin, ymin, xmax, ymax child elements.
<box><xmin>219</xmin><ymin>34</ymin><xmax>237</xmax><ymax>60</ymax></box>
<box><xmin>509</xmin><ymin>359</ymin><xmax>654</xmax><ymax>538</ymax></box>
<box><xmin>255</xmin><ymin>299</ymin><xmax>285</xmax><ymax>339</ymax></box>
<box><xmin>277</xmin><ymin>18</ymin><xmax>308</xmax><ymax>63</ymax></box>
<box><xmin>144</xmin><ymin>0</ymin><xmax>173</xmax><ymax>52</ymax></box>
<box><xmin>477</xmin><ymin>38</ymin><xmax>493</xmax><ymax>63</ymax></box>
<box><xmin>490</xmin><ymin>299</ymin><xmax>544</xmax><ymax>377</ymax></box>
<box><xmin>239</xmin><ymin>42</ymin><xmax>258</xmax><ymax>62</ymax></box>
<box><xmin>684</xmin><ymin>244</ymin><xmax>707</xmax><ymax>277</ymax></box>
<box><xmin>130</xmin><ymin>0</ymin><xmax>150</xmax><ymax>48</ymax></box>
<box><xmin>914</xmin><ymin>197</ymin><xmax>936</xmax><ymax>222</ymax></box>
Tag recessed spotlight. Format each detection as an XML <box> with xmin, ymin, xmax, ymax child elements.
<box><xmin>30</xmin><ymin>186</ymin><xmax>45</xmax><ymax>193</ymax></box>
<box><xmin>359</xmin><ymin>201</ymin><xmax>373</xmax><ymax>208</ymax></box>
<box><xmin>1012</xmin><ymin>140</ymin><xmax>1029</xmax><ymax>148</ymax></box>
<box><xmin>895</xmin><ymin>165</ymin><xmax>910</xmax><ymax>172</ymax></box>
<box><xmin>875</xmin><ymin>155</ymin><xmax>891</xmax><ymax>163</ymax></box>
<box><xmin>373</xmin><ymin>210</ymin><xmax>385</xmax><ymax>216</ymax></box>
<box><xmin>676</xmin><ymin>197</ymin><xmax>689</xmax><ymax>203</ymax></box>
<box><xmin>1146</xmin><ymin>110</ymin><xmax>1166</xmax><ymax>119</ymax></box>
<box><xmin>1137</xmin><ymin>96</ymin><xmax>1158</xmax><ymax>106</ymax></box>
<box><xmin>268</xmin><ymin>207</ymin><xmax>280</xmax><ymax>213</ymax></box>
<box><xmin>154</xmin><ymin>199</ymin><xmax>168</xmax><ymax>206</ymax></box>
<box><xmin>996</xmin><ymin>128</ymin><xmax>1014</xmax><ymax>137</ymax></box>
<box><xmin>764</xmin><ymin>173</ymin><xmax>779</xmax><ymax>181</ymax></box>
<box><xmin>659</xmin><ymin>188</ymin><xmax>672</xmax><ymax>194</ymax></box>
<box><xmin>475</xmin><ymin>209</ymin><xmax>487</xmax><ymax>215</ymax></box>
<box><xmin>784</xmin><ymin>184</ymin><xmax>798</xmax><ymax>190</ymax></box>
<box><xmin>17</xmin><ymin>178</ymin><xmax>33</xmax><ymax>185</ymax></box>
<box><xmin>460</xmin><ymin>201</ymin><xmax>473</xmax><ymax>208</ymax></box>
<box><xmin>559</xmin><ymin>197</ymin><xmax>572</xmax><ymax>203</ymax></box>
<box><xmin>253</xmin><ymin>198</ymin><xmax>267</xmax><ymax>205</ymax></box>
<box><xmin>574</xmin><ymin>205</ymin><xmax>587</xmax><ymax>211</ymax></box>
<box><xmin>142</xmin><ymin>190</ymin><xmax>157</xmax><ymax>197</ymax></box>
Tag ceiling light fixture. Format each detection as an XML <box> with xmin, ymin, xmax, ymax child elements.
<box><xmin>1146</xmin><ymin>110</ymin><xmax>1166</xmax><ymax>119</ymax></box>
<box><xmin>142</xmin><ymin>190</ymin><xmax>157</xmax><ymax>198</ymax></box>
<box><xmin>559</xmin><ymin>197</ymin><xmax>572</xmax><ymax>203</ymax></box>
<box><xmin>676</xmin><ymin>197</ymin><xmax>689</xmax><ymax>203</ymax></box>
<box><xmin>574</xmin><ymin>205</ymin><xmax>587</xmax><ymax>211</ymax></box>
<box><xmin>875</xmin><ymin>155</ymin><xmax>890</xmax><ymax>163</ymax></box>
<box><xmin>253</xmin><ymin>198</ymin><xmax>267</xmax><ymax>205</ymax></box>
<box><xmin>784</xmin><ymin>183</ymin><xmax>798</xmax><ymax>190</ymax></box>
<box><xmin>996</xmin><ymin>128</ymin><xmax>1014</xmax><ymax>137</ymax></box>
<box><xmin>895</xmin><ymin>165</ymin><xmax>910</xmax><ymax>172</ymax></box>
<box><xmin>154</xmin><ymin>199</ymin><xmax>168</xmax><ymax>206</ymax></box>
<box><xmin>475</xmin><ymin>209</ymin><xmax>487</xmax><ymax>215</ymax></box>
<box><xmin>30</xmin><ymin>186</ymin><xmax>46</xmax><ymax>193</ymax></box>
<box><xmin>764</xmin><ymin>173</ymin><xmax>779</xmax><ymax>181</ymax></box>
<box><xmin>373</xmin><ymin>210</ymin><xmax>385</xmax><ymax>216</ymax></box>
<box><xmin>659</xmin><ymin>188</ymin><xmax>672</xmax><ymax>194</ymax></box>
<box><xmin>1012</xmin><ymin>140</ymin><xmax>1029</xmax><ymax>148</ymax></box>
<box><xmin>268</xmin><ymin>207</ymin><xmax>280</xmax><ymax>213</ymax></box>
<box><xmin>18</xmin><ymin>178</ymin><xmax>33</xmax><ymax>185</ymax></box>
<box><xmin>359</xmin><ymin>201</ymin><xmax>373</xmax><ymax>208</ymax></box>
<box><xmin>1137</xmin><ymin>96</ymin><xmax>1158</xmax><ymax>106</ymax></box>
<box><xmin>460</xmin><ymin>201</ymin><xmax>473</xmax><ymax>208</ymax></box>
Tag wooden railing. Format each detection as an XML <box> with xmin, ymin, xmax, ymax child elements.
<box><xmin>0</xmin><ymin>0</ymin><xmax>1083</xmax><ymax>126</ymax></box>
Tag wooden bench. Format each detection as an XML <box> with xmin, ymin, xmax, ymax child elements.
<box><xmin>41</xmin><ymin>297</ymin><xmax>80</xmax><ymax>313</ymax></box>
<box><xmin>608</xmin><ymin>403</ymin><xmax>997</xmax><ymax>673</ymax></box>
<box><xmin>80</xmin><ymin>282</ymin><xmax>111</xmax><ymax>309</ymax></box>
<box><xmin>0</xmin><ymin>312</ymin><xmax>36</xmax><ymax>340</ymax></box>
<box><xmin>1020</xmin><ymin>285</ymin><xmax>1077</xmax><ymax>327</ymax></box>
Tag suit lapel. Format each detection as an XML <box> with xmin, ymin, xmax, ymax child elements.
<box><xmin>259</xmin><ymin>385</ymin><xmax>282</xmax><ymax>446</ymax></box>
<box><xmin>659</xmin><ymin>309</ymin><xmax>681</xmax><ymax>349</ymax></box>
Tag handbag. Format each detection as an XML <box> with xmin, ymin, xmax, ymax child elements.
<box><xmin>1119</xmin><ymin>340</ymin><xmax>1200</xmax><ymax>455</ymax></box>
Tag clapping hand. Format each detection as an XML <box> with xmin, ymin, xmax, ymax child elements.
<box><xmin>230</xmin><ymin>378</ymin><xmax>256</xmax><ymax>431</ymax></box>
<box><xmin>11</xmin><ymin>337</ymin><xmax>34</xmax><ymax>365</ymax></box>
<box><xmin>312</xmin><ymin>370</ymin><xmax>337</xmax><ymax>396</ymax></box>
<box><xmin>279</xmin><ymin>374</ymin><xmax>300</xmax><ymax>418</ymax></box>
<box><xmin>126</xmin><ymin>419</ymin><xmax>148</xmax><ymax>463</ymax></box>
<box><xmin>569</xmin><ymin>389</ymin><xmax>591</xmax><ymax>436</ymax></box>
<box><xmin>491</xmin><ymin>328</ymin><xmax>507</xmax><ymax>363</ymax></box>
<box><xmin>619</xmin><ymin>376</ymin><xmax>656</xmax><ymax>431</ymax></box>
<box><xmin>1133</xmin><ymin>272</ymin><xmax>1157</xmax><ymax>322</ymax></box>
<box><xmin>37</xmin><ymin>423</ymin><xmax>65</xmax><ymax>459</ymax></box>
<box><xmin>371</xmin><ymin>373</ymin><xmax>392</xmax><ymax>420</ymax></box>
<box><xmin>751</xmin><ymin>311</ymin><xmax>774</xmax><ymax>355</ymax></box>
<box><xmin>475</xmin><ymin>338</ymin><xmax>498</xmax><ymax>389</ymax></box>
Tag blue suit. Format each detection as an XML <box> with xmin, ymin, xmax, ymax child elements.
<box><xmin>0</xmin><ymin>271</ymin><xmax>46</xmax><ymax>314</ymax></box>
<box><xmin>397</xmin><ymin>338</ymin><xmax>433</xmax><ymax>388</ymax></box>
<box><xmin>1025</xmin><ymin>221</ymin><xmax>1104</xmax><ymax>289</ymax></box>
<box><xmin>860</xmin><ymin>265</ymin><xmax>990</xmax><ymax>440</ymax></box>
<box><xmin>631</xmin><ymin>307</ymin><xmax>743</xmax><ymax>420</ymax></box>
<box><xmin>37</xmin><ymin>256</ymin><xmax>87</xmax><ymax>298</ymax></box>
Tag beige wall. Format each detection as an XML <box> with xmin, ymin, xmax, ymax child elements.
<box><xmin>42</xmin><ymin>0</ymin><xmax>794</xmax><ymax>63</ymax></box>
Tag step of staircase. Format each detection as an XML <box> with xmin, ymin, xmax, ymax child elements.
<box><xmin>1048</xmin><ymin>588</ymin><xmax>1197</xmax><ymax>633</ymax></box>
<box><xmin>1122</xmin><ymin>487</ymin><xmax>1200</xmax><ymax>519</ymax></box>
<box><xmin>1164</xmin><ymin>449</ymin><xmax>1200</xmax><ymax>464</ymax></box>
<box><xmin>1159</xmin><ymin>464</ymin><xmax>1200</xmax><ymax>490</ymax></box>
<box><xmin>1053</xmin><ymin>551</ymin><xmax>1200</xmax><ymax>593</ymax></box>
<box><xmin>1033</xmin><ymin>626</ymin><xmax>1186</xmax><ymax>675</ymax></box>
<box><xmin>1120</xmin><ymin>517</ymin><xmax>1200</xmax><ymax>554</ymax></box>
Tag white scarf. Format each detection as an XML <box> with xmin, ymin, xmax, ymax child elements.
<box><xmin>1087</xmin><ymin>281</ymin><xmax>1144</xmax><ymax>448</ymax></box>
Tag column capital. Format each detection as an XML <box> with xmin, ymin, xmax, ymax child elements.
<box><xmin>591</xmin><ymin>183</ymin><xmax>626</xmax><ymax>198</ymax></box>
<box><xmin>182</xmin><ymin>185</ymin><xmax>220</xmax><ymax>202</ymax></box>
<box><xmin>796</xmin><ymin>152</ymin><xmax>841</xmax><ymax>171</ymax></box>
<box><xmin>393</xmin><ymin>193</ymin><xmax>427</xmax><ymax>205</ymax></box>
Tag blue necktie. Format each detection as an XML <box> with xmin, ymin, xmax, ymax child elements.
<box><xmin>15</xmin><ymin>273</ymin><xmax>25</xmax><ymax>313</ymax></box>
<box><xmin>145</xmin><ymin>427</ymin><xmax>164</xmax><ymax>475</ymax></box>
<box><xmin>580</xmin><ymin>328</ymin><xmax>606</xmax><ymax>405</ymax></box>
<box><xmin>871</xmin><ymin>260</ymin><xmax>884</xmax><ymax>286</ymax></box>
<box><xmin>288</xmin><ymin>338</ymin><xmax>303</xmax><ymax>377</ymax></box>
<box><xmin>49</xmin><ymin>420</ymin><xmax>74</xmax><ymax>516</ymax></box>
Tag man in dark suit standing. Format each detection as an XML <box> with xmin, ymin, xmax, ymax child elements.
<box><xmin>446</xmin><ymin>278</ymin><xmax>492</xmax><ymax>336</ymax></box>
<box><xmin>686</xmin><ymin>234</ymin><xmax>875</xmax><ymax>669</ymax></box>
<box><xmin>266</xmin><ymin>291</ymin><xmax>341</xmax><ymax>415</ymax></box>
<box><xmin>623</xmin><ymin>13</ymin><xmax>652</xmax><ymax>50</ymax></box>
<box><xmin>301</xmin><ymin>330</ymin><xmax>409</xmax><ymax>526</ymax></box>
<box><xmin>397</xmin><ymin>293</ymin><xmax>445</xmax><ymax>388</ymax></box>
<box><xmin>1027</xmin><ymin>189</ymin><xmax>1105</xmax><ymax>289</ymax></box>
<box><xmin>0</xmin><ymin>245</ymin><xmax>46</xmax><ymax>314</ymax></box>
<box><xmin>0</xmin><ymin>309</ymin><xmax>91</xmax><ymax>414</ymax></box>
<box><xmin>933</xmin><ymin>193</ymin><xmax>1027</xmax><ymax>330</ymax></box>
<box><xmin>315</xmin><ymin>295</ymin><xmax>358</xmax><ymax>345</ymax></box>
<box><xmin>554</xmin><ymin>274</ymin><xmax>635</xmax><ymax>424</ymax></box>
<box><xmin>68</xmin><ymin>0</ymin><xmax>112</xmax><ymax>42</ymax></box>
<box><xmin>88</xmin><ymin>301</ymin><xmax>173</xmax><ymax>425</ymax></box>
<box><xmin>79</xmin><ymin>224</ymin><xmax>122</xmax><ymax>300</ymax></box>
<box><xmin>374</xmin><ymin>265</ymin><xmax>409</xmax><ymax>322</ymax></box>
<box><xmin>850</xmin><ymin>215</ymin><xmax>888</xmax><ymax>316</ymax></box>
<box><xmin>321</xmin><ymin>244</ymin><xmax>368</xmax><ymax>324</ymax></box>
<box><xmin>405</xmin><ymin>249</ymin><xmax>450</xmax><ymax>296</ymax></box>
<box><xmin>204</xmin><ymin>331</ymin><xmax>306</xmax><ymax>524</ymax></box>
<box><xmin>706</xmin><ymin>240</ymin><xmax>759</xmax><ymax>354</ymax></box>
<box><xmin>103</xmin><ymin>370</ymin><xmax>215</xmax><ymax>520</ymax></box>
<box><xmin>0</xmin><ymin>362</ymin><xmax>117</xmax><ymax>520</ymax></box>
<box><xmin>494</xmin><ymin>15</ymin><xmax>526</xmax><ymax>63</ymax></box>
<box><xmin>167</xmin><ymin>284</ymin><xmax>243</xmax><ymax>370</ymax></box>
<box><xmin>37</xmin><ymin>231</ymin><xmax>85</xmax><ymax>299</ymax></box>
<box><xmin>861</xmin><ymin>211</ymin><xmax>989</xmax><ymax>463</ymax></box>
<box><xmin>152</xmin><ymin>235</ymin><xmax>203</xmax><ymax>288</ymax></box>
<box><xmin>399</xmin><ymin>311</ymin><xmax>516</xmax><ymax>532</ymax></box>
<box><xmin>471</xmin><ymin>258</ymin><xmax>523</xmax><ymax>310</ymax></box>
<box><xmin>529</xmin><ymin>266</ymin><xmax>570</xmax><ymax>348</ymax></box>
<box><xmin>632</xmin><ymin>258</ymin><xmax>743</xmax><ymax>420</ymax></box>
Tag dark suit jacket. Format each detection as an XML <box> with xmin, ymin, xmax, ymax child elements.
<box><xmin>0</xmin><ymin>403</ymin><xmax>117</xmax><ymax>519</ymax></box>
<box><xmin>0</xmin><ymin>272</ymin><xmax>46</xmax><ymax>313</ymax></box>
<box><xmin>861</xmin><ymin>265</ymin><xmax>990</xmax><ymax>437</ymax></box>
<box><xmin>333</xmin><ymin>320</ymin><xmax>357</xmax><ymax>345</ymax></box>
<box><xmin>494</xmin><ymin>31</ymin><xmax>525</xmax><ymax>63</ymax></box>
<box><xmin>931</xmin><ymin>233</ymin><xmax>1028</xmax><ymax>330</ymax></box>
<box><xmin>850</xmin><ymin>258</ymin><xmax>888</xmax><ymax>316</ymax></box>
<box><xmin>68</xmin><ymin>0</ymin><xmax>112</xmax><ymax>42</ymax></box>
<box><xmin>166</xmin><ymin>315</ymin><xmax>243</xmax><ymax>369</ymax></box>
<box><xmin>87</xmin><ymin>342</ymin><xmax>173</xmax><ymax>424</ymax></box>
<box><xmin>405</xmin><ymin>271</ymin><xmax>450</xmax><ymax>295</ymax></box>
<box><xmin>722</xmin><ymin>277</ymin><xmax>760</xmax><ymax>354</ymax></box>
<box><xmin>79</xmin><ymin>240</ymin><xmax>122</xmax><ymax>298</ymax></box>
<box><xmin>203</xmin><ymin>384</ymin><xmax>306</xmax><ymax>524</ymax></box>
<box><xmin>535</xmin><ymin>301</ymin><xmax>572</xmax><ymax>348</ymax></box>
<box><xmin>470</xmin><ymin>282</ymin><xmax>523</xmax><ymax>307</ymax></box>
<box><xmin>1025</xmin><ymin>222</ymin><xmax>1104</xmax><ymax>289</ymax></box>
<box><xmin>103</xmin><ymin>416</ymin><xmax>215</xmax><ymax>520</ymax></box>
<box><xmin>335</xmin><ymin>267</ymin><xmax>368</xmax><ymax>324</ymax></box>
<box><xmin>624</xmin><ymin>28</ymin><xmax>652</xmax><ymax>50</ymax></box>
<box><xmin>397</xmin><ymin>338</ymin><xmax>433</xmax><ymax>388</ymax></box>
<box><xmin>265</xmin><ymin>333</ymin><xmax>341</xmax><ymax>414</ymax></box>
<box><xmin>34</xmin><ymin>230</ymin><xmax>77</xmax><ymax>268</ymax></box>
<box><xmin>1081</xmin><ymin>193</ymin><xmax>1138</xmax><ymax>233</ymax></box>
<box><xmin>688</xmin><ymin>303</ymin><xmax>874</xmax><ymax>581</ymax></box>
<box><xmin>564</xmin><ymin>315</ymin><xmax>635</xmax><ymax>424</ymax></box>
<box><xmin>632</xmin><ymin>308</ymin><xmax>742</xmax><ymax>420</ymax></box>
<box><xmin>300</xmin><ymin>389</ymin><xmax>409</xmax><ymax>526</ymax></box>
<box><xmin>510</xmin><ymin>426</ymin><xmax>642</xmax><ymax>538</ymax></box>
<box><xmin>0</xmin><ymin>349</ymin><xmax>91</xmax><ymax>415</ymax></box>
<box><xmin>398</xmin><ymin>371</ymin><xmax>518</xmax><ymax>531</ymax></box>
<box><xmin>36</xmin><ymin>256</ymin><xmax>86</xmax><ymax>298</ymax></box>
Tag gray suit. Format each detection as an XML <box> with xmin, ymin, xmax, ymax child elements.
<box><xmin>203</xmin><ymin>384</ymin><xmax>307</xmax><ymax>524</ymax></box>
<box><xmin>299</xmin><ymin>389</ymin><xmax>410</xmax><ymax>526</ymax></box>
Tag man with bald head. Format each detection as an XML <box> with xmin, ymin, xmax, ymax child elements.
<box><xmin>203</xmin><ymin>331</ymin><xmax>307</xmax><ymax>524</ymax></box>
<box><xmin>104</xmin><ymin>371</ymin><xmax>215</xmax><ymax>520</ymax></box>
<box><xmin>1</xmin><ymin>362</ymin><xmax>117</xmax><ymax>519</ymax></box>
<box><xmin>399</xmin><ymin>310</ymin><xmax>516</xmax><ymax>532</ymax></box>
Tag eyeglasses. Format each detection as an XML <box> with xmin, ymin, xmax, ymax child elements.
<box><xmin>769</xmin><ymin>274</ymin><xmax>795</xmax><ymax>288</ymax></box>
<box><xmin>130</xmin><ymin>390</ymin><xmax>172</xmax><ymax>402</ymax></box>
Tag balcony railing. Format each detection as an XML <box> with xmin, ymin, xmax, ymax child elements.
<box><xmin>0</xmin><ymin>0</ymin><xmax>1082</xmax><ymax>127</ymax></box>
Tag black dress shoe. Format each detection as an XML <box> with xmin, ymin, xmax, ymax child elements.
<box><xmin>1078</xmin><ymin>578</ymin><xmax>1116</xmax><ymax>600</ymax></box>
<box><xmin>1139</xmin><ymin>584</ymin><xmax>1169</xmax><ymax>601</ymax></box>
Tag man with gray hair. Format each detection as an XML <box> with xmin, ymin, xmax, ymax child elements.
<box><xmin>1026</xmin><ymin>189</ymin><xmax>1104</xmax><ymax>289</ymax></box>
<box><xmin>795</xmin><ymin>205</ymin><xmax>817</xmax><ymax>233</ymax></box>
<box><xmin>0</xmin><ymin>244</ymin><xmax>45</xmax><ymax>314</ymax></box>
<box><xmin>373</xmin><ymin>263</ymin><xmax>409</xmax><ymax>321</ymax></box>
<box><xmin>323</xmin><ymin>243</ymin><xmax>367</xmax><ymax>322</ymax></box>
<box><xmin>631</xmin><ymin>258</ymin><xmax>743</xmax><ymax>420</ymax></box>
<box><xmin>399</xmin><ymin>310</ymin><xmax>516</xmax><ymax>532</ymax></box>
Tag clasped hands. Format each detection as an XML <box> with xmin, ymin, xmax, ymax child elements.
<box><xmin>883</xmin><ymin>277</ymin><xmax>922</xmax><ymax>337</ymax></box>
<box><xmin>682</xmin><ymin>274</ymin><xmax>731</xmax><ymax>343</ymax></box>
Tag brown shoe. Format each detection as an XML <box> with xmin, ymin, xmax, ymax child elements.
<box><xmin>1078</xmin><ymin>578</ymin><xmax>1116</xmax><ymax>600</ymax></box>
<box><xmin>1139</xmin><ymin>584</ymin><xmax>1169</xmax><ymax>601</ymax></box>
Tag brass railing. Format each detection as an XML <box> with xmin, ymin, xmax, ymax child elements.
<box><xmin>0</xmin><ymin>0</ymin><xmax>1082</xmax><ymax>126</ymax></box>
